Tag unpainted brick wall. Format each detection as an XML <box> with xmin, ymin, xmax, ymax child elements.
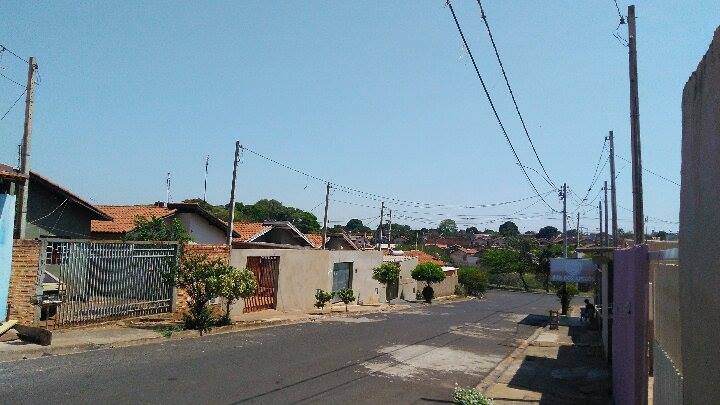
<box><xmin>7</xmin><ymin>239</ymin><xmax>41</xmax><ymax>324</ymax></box>
<box><xmin>174</xmin><ymin>244</ymin><xmax>230</xmax><ymax>317</ymax></box>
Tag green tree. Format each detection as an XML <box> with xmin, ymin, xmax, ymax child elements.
<box><xmin>458</xmin><ymin>267</ymin><xmax>489</xmax><ymax>296</ymax></box>
<box><xmin>217</xmin><ymin>266</ymin><xmax>258</xmax><ymax>325</ymax></box>
<box><xmin>164</xmin><ymin>253</ymin><xmax>226</xmax><ymax>333</ymax></box>
<box><xmin>372</xmin><ymin>262</ymin><xmax>401</xmax><ymax>285</ymax></box>
<box><xmin>507</xmin><ymin>236</ymin><xmax>539</xmax><ymax>291</ymax></box>
<box><xmin>556</xmin><ymin>283</ymin><xmax>578</xmax><ymax>315</ymax></box>
<box><xmin>346</xmin><ymin>219</ymin><xmax>372</xmax><ymax>234</ymax></box>
<box><xmin>537</xmin><ymin>226</ymin><xmax>559</xmax><ymax>240</ymax></box>
<box><xmin>535</xmin><ymin>243</ymin><xmax>564</xmax><ymax>292</ymax></box>
<box><xmin>125</xmin><ymin>216</ymin><xmax>192</xmax><ymax>243</ymax></box>
<box><xmin>465</xmin><ymin>226</ymin><xmax>479</xmax><ymax>234</ymax></box>
<box><xmin>412</xmin><ymin>262</ymin><xmax>446</xmax><ymax>303</ymax></box>
<box><xmin>335</xmin><ymin>288</ymin><xmax>355</xmax><ymax>312</ymax></box>
<box><xmin>314</xmin><ymin>289</ymin><xmax>334</xmax><ymax>310</ymax></box>
<box><xmin>233</xmin><ymin>199</ymin><xmax>321</xmax><ymax>233</ymax></box>
<box><xmin>498</xmin><ymin>221</ymin><xmax>520</xmax><ymax>236</ymax></box>
<box><xmin>438</xmin><ymin>219</ymin><xmax>458</xmax><ymax>236</ymax></box>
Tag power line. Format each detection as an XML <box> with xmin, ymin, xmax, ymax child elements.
<box><xmin>446</xmin><ymin>0</ymin><xmax>558</xmax><ymax>213</ymax></box>
<box><xmin>0</xmin><ymin>44</ymin><xmax>29</xmax><ymax>64</ymax></box>
<box><xmin>0</xmin><ymin>89</ymin><xmax>26</xmax><ymax>121</ymax></box>
<box><xmin>0</xmin><ymin>71</ymin><xmax>24</xmax><ymax>87</ymax></box>
<box><xmin>475</xmin><ymin>0</ymin><xmax>556</xmax><ymax>189</ymax></box>
<box><xmin>617</xmin><ymin>155</ymin><xmax>680</xmax><ymax>186</ymax></box>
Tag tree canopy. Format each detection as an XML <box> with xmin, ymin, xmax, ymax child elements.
<box><xmin>537</xmin><ymin>226</ymin><xmax>560</xmax><ymax>240</ymax></box>
<box><xmin>498</xmin><ymin>221</ymin><xmax>520</xmax><ymax>236</ymax></box>
<box><xmin>411</xmin><ymin>262</ymin><xmax>446</xmax><ymax>286</ymax></box>
<box><xmin>125</xmin><ymin>216</ymin><xmax>192</xmax><ymax>243</ymax></box>
<box><xmin>438</xmin><ymin>219</ymin><xmax>458</xmax><ymax>236</ymax></box>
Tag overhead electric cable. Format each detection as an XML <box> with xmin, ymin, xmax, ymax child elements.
<box><xmin>617</xmin><ymin>155</ymin><xmax>680</xmax><ymax>186</ymax></box>
<box><xmin>446</xmin><ymin>0</ymin><xmax>558</xmax><ymax>213</ymax></box>
<box><xmin>476</xmin><ymin>0</ymin><xmax>556</xmax><ymax>189</ymax></box>
<box><xmin>1</xmin><ymin>89</ymin><xmax>26</xmax><ymax>121</ymax></box>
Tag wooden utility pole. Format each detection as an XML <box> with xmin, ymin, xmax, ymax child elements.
<box><xmin>227</xmin><ymin>141</ymin><xmax>240</xmax><ymax>246</ymax></box>
<box><xmin>576</xmin><ymin>212</ymin><xmax>581</xmax><ymax>248</ymax></box>
<box><xmin>562</xmin><ymin>183</ymin><xmax>568</xmax><ymax>257</ymax></box>
<box><xmin>322</xmin><ymin>182</ymin><xmax>330</xmax><ymax>249</ymax></box>
<box><xmin>604</xmin><ymin>181</ymin><xmax>609</xmax><ymax>246</ymax></box>
<box><xmin>628</xmin><ymin>5</ymin><xmax>645</xmax><ymax>244</ymax></box>
<box><xmin>166</xmin><ymin>172</ymin><xmax>171</xmax><ymax>205</ymax></box>
<box><xmin>377</xmin><ymin>202</ymin><xmax>384</xmax><ymax>250</ymax></box>
<box><xmin>203</xmin><ymin>155</ymin><xmax>209</xmax><ymax>202</ymax></box>
<box><xmin>14</xmin><ymin>56</ymin><xmax>37</xmax><ymax>239</ymax></box>
<box><xmin>609</xmin><ymin>131</ymin><xmax>619</xmax><ymax>247</ymax></box>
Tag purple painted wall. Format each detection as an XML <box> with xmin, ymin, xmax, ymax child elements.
<box><xmin>612</xmin><ymin>244</ymin><xmax>649</xmax><ymax>405</ymax></box>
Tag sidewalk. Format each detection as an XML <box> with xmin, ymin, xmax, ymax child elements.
<box><xmin>479</xmin><ymin>314</ymin><xmax>611</xmax><ymax>404</ymax></box>
<box><xmin>0</xmin><ymin>301</ymin><xmax>415</xmax><ymax>363</ymax></box>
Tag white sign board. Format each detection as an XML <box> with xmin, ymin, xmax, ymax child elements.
<box><xmin>550</xmin><ymin>258</ymin><xmax>596</xmax><ymax>283</ymax></box>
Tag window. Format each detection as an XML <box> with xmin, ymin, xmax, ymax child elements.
<box><xmin>45</xmin><ymin>242</ymin><xmax>68</xmax><ymax>265</ymax></box>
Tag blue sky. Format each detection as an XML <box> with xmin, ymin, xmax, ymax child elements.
<box><xmin>1</xmin><ymin>1</ymin><xmax>717</xmax><ymax>233</ymax></box>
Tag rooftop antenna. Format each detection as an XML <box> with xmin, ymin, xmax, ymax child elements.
<box><xmin>203</xmin><ymin>155</ymin><xmax>209</xmax><ymax>202</ymax></box>
<box><xmin>166</xmin><ymin>172</ymin><xmax>171</xmax><ymax>205</ymax></box>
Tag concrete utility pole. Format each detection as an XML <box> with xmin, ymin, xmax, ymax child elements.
<box><xmin>166</xmin><ymin>172</ymin><xmax>171</xmax><ymax>205</ymax></box>
<box><xmin>415</xmin><ymin>231</ymin><xmax>419</xmax><ymax>251</ymax></box>
<box><xmin>14</xmin><ymin>56</ymin><xmax>37</xmax><ymax>239</ymax></box>
<box><xmin>609</xmin><ymin>131</ymin><xmax>619</xmax><ymax>247</ymax></box>
<box><xmin>628</xmin><ymin>5</ymin><xmax>645</xmax><ymax>244</ymax></box>
<box><xmin>387</xmin><ymin>209</ymin><xmax>392</xmax><ymax>249</ymax></box>
<box><xmin>377</xmin><ymin>202</ymin><xmax>385</xmax><ymax>250</ymax></box>
<box><xmin>604</xmin><ymin>181</ymin><xmax>609</xmax><ymax>246</ymax></box>
<box><xmin>599</xmin><ymin>201</ymin><xmax>603</xmax><ymax>246</ymax></box>
<box><xmin>203</xmin><ymin>155</ymin><xmax>209</xmax><ymax>202</ymax></box>
<box><xmin>322</xmin><ymin>182</ymin><xmax>330</xmax><ymax>250</ymax></box>
<box><xmin>563</xmin><ymin>183</ymin><xmax>568</xmax><ymax>258</ymax></box>
<box><xmin>227</xmin><ymin>141</ymin><xmax>240</xmax><ymax>247</ymax></box>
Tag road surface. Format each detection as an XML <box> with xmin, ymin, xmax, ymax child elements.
<box><xmin>1</xmin><ymin>290</ymin><xmax>560</xmax><ymax>404</ymax></box>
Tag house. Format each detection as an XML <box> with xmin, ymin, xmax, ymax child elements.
<box><xmin>449</xmin><ymin>246</ymin><xmax>480</xmax><ymax>266</ymax></box>
<box><xmin>302</xmin><ymin>233</ymin><xmax>358</xmax><ymax>250</ymax></box>
<box><xmin>0</xmin><ymin>165</ymin><xmax>113</xmax><ymax>239</ymax></box>
<box><xmin>403</xmin><ymin>249</ymin><xmax>445</xmax><ymax>266</ymax></box>
<box><xmin>383</xmin><ymin>253</ymin><xmax>418</xmax><ymax>301</ymax></box>
<box><xmin>231</xmin><ymin>221</ymin><xmax>315</xmax><ymax>249</ymax></box>
<box><xmin>91</xmin><ymin>202</ymin><xmax>238</xmax><ymax>244</ymax></box>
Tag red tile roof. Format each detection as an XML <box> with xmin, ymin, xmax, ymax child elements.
<box><xmin>305</xmin><ymin>234</ymin><xmax>323</xmax><ymax>248</ymax></box>
<box><xmin>91</xmin><ymin>205</ymin><xmax>176</xmax><ymax>234</ymax></box>
<box><xmin>232</xmin><ymin>222</ymin><xmax>270</xmax><ymax>242</ymax></box>
<box><xmin>404</xmin><ymin>250</ymin><xmax>445</xmax><ymax>266</ymax></box>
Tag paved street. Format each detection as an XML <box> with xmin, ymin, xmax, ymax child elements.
<box><xmin>1</xmin><ymin>291</ymin><xmax>560</xmax><ymax>404</ymax></box>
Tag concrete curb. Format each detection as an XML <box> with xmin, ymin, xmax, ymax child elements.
<box><xmin>476</xmin><ymin>325</ymin><xmax>545</xmax><ymax>394</ymax></box>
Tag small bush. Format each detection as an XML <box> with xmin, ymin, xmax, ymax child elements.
<box><xmin>315</xmin><ymin>289</ymin><xmax>334</xmax><ymax>309</ymax></box>
<box><xmin>335</xmin><ymin>288</ymin><xmax>355</xmax><ymax>312</ymax></box>
<box><xmin>183</xmin><ymin>304</ymin><xmax>215</xmax><ymax>333</ymax></box>
<box><xmin>458</xmin><ymin>267</ymin><xmax>489</xmax><ymax>297</ymax></box>
<box><xmin>372</xmin><ymin>262</ymin><xmax>401</xmax><ymax>285</ymax></box>
<box><xmin>556</xmin><ymin>283</ymin><xmax>579</xmax><ymax>315</ymax></box>
<box><xmin>158</xmin><ymin>324</ymin><xmax>184</xmax><ymax>338</ymax></box>
<box><xmin>453</xmin><ymin>387</ymin><xmax>493</xmax><ymax>405</ymax></box>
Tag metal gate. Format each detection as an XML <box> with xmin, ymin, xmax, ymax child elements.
<box><xmin>39</xmin><ymin>239</ymin><xmax>178</xmax><ymax>326</ymax></box>
<box><xmin>243</xmin><ymin>256</ymin><xmax>279</xmax><ymax>312</ymax></box>
<box><xmin>331</xmin><ymin>262</ymin><xmax>353</xmax><ymax>302</ymax></box>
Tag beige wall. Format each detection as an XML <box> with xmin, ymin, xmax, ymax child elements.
<box><xmin>176</xmin><ymin>213</ymin><xmax>226</xmax><ymax>245</ymax></box>
<box><xmin>417</xmin><ymin>271</ymin><xmax>459</xmax><ymax>298</ymax></box>
<box><xmin>679</xmin><ymin>26</ymin><xmax>720</xmax><ymax>404</ymax></box>
<box><xmin>230</xmin><ymin>249</ymin><xmax>383</xmax><ymax>314</ymax></box>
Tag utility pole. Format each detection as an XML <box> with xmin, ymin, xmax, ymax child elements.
<box><xmin>628</xmin><ymin>5</ymin><xmax>644</xmax><ymax>244</ymax></box>
<box><xmin>14</xmin><ymin>56</ymin><xmax>37</xmax><ymax>239</ymax></box>
<box><xmin>387</xmin><ymin>209</ymin><xmax>392</xmax><ymax>249</ymax></box>
<box><xmin>227</xmin><ymin>141</ymin><xmax>240</xmax><ymax>247</ymax></box>
<box><xmin>166</xmin><ymin>172</ymin><xmax>171</xmax><ymax>205</ymax></box>
<box><xmin>415</xmin><ymin>231</ymin><xmax>419</xmax><ymax>251</ymax></box>
<box><xmin>599</xmin><ymin>201</ymin><xmax>603</xmax><ymax>246</ymax></box>
<box><xmin>322</xmin><ymin>182</ymin><xmax>330</xmax><ymax>249</ymax></box>
<box><xmin>576</xmin><ymin>212</ymin><xmax>581</xmax><ymax>249</ymax></box>
<box><xmin>609</xmin><ymin>131</ymin><xmax>619</xmax><ymax>247</ymax></box>
<box><xmin>377</xmin><ymin>202</ymin><xmax>385</xmax><ymax>250</ymax></box>
<box><xmin>562</xmin><ymin>183</ymin><xmax>568</xmax><ymax>258</ymax></box>
<box><xmin>203</xmin><ymin>155</ymin><xmax>209</xmax><ymax>202</ymax></box>
<box><xmin>604</xmin><ymin>181</ymin><xmax>609</xmax><ymax>246</ymax></box>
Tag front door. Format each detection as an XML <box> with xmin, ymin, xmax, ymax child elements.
<box><xmin>332</xmin><ymin>262</ymin><xmax>353</xmax><ymax>302</ymax></box>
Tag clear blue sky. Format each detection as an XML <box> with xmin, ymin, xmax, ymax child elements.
<box><xmin>2</xmin><ymin>1</ymin><xmax>717</xmax><ymax>233</ymax></box>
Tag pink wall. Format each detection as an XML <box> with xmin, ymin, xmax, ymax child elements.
<box><xmin>612</xmin><ymin>244</ymin><xmax>649</xmax><ymax>405</ymax></box>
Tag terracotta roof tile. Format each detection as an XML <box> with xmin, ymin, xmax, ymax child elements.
<box><xmin>232</xmin><ymin>222</ymin><xmax>270</xmax><ymax>242</ymax></box>
<box><xmin>405</xmin><ymin>250</ymin><xmax>445</xmax><ymax>266</ymax></box>
<box><xmin>305</xmin><ymin>234</ymin><xmax>323</xmax><ymax>248</ymax></box>
<box><xmin>91</xmin><ymin>205</ymin><xmax>176</xmax><ymax>234</ymax></box>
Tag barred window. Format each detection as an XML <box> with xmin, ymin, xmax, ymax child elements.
<box><xmin>45</xmin><ymin>242</ymin><xmax>68</xmax><ymax>265</ymax></box>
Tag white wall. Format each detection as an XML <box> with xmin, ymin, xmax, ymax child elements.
<box><xmin>176</xmin><ymin>213</ymin><xmax>226</xmax><ymax>244</ymax></box>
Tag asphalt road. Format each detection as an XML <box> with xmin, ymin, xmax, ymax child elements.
<box><xmin>1</xmin><ymin>290</ymin><xmax>560</xmax><ymax>404</ymax></box>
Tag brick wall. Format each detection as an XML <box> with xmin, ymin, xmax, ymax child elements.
<box><xmin>174</xmin><ymin>244</ymin><xmax>230</xmax><ymax>317</ymax></box>
<box><xmin>7</xmin><ymin>239</ymin><xmax>41</xmax><ymax>325</ymax></box>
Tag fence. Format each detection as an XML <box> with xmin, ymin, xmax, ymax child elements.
<box><xmin>651</xmin><ymin>248</ymin><xmax>683</xmax><ymax>405</ymax></box>
<box><xmin>39</xmin><ymin>239</ymin><xmax>179</xmax><ymax>326</ymax></box>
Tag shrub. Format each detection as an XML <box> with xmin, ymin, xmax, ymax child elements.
<box><xmin>372</xmin><ymin>262</ymin><xmax>401</xmax><ymax>285</ymax></box>
<box><xmin>335</xmin><ymin>288</ymin><xmax>355</xmax><ymax>312</ymax></box>
<box><xmin>314</xmin><ymin>289</ymin><xmax>334</xmax><ymax>309</ymax></box>
<box><xmin>453</xmin><ymin>386</ymin><xmax>493</xmax><ymax>405</ymax></box>
<box><xmin>217</xmin><ymin>266</ymin><xmax>258</xmax><ymax>325</ymax></box>
<box><xmin>458</xmin><ymin>267</ymin><xmax>489</xmax><ymax>297</ymax></box>
<box><xmin>556</xmin><ymin>283</ymin><xmax>579</xmax><ymax>315</ymax></box>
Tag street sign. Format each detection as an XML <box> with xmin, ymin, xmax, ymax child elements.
<box><xmin>550</xmin><ymin>258</ymin><xmax>596</xmax><ymax>283</ymax></box>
